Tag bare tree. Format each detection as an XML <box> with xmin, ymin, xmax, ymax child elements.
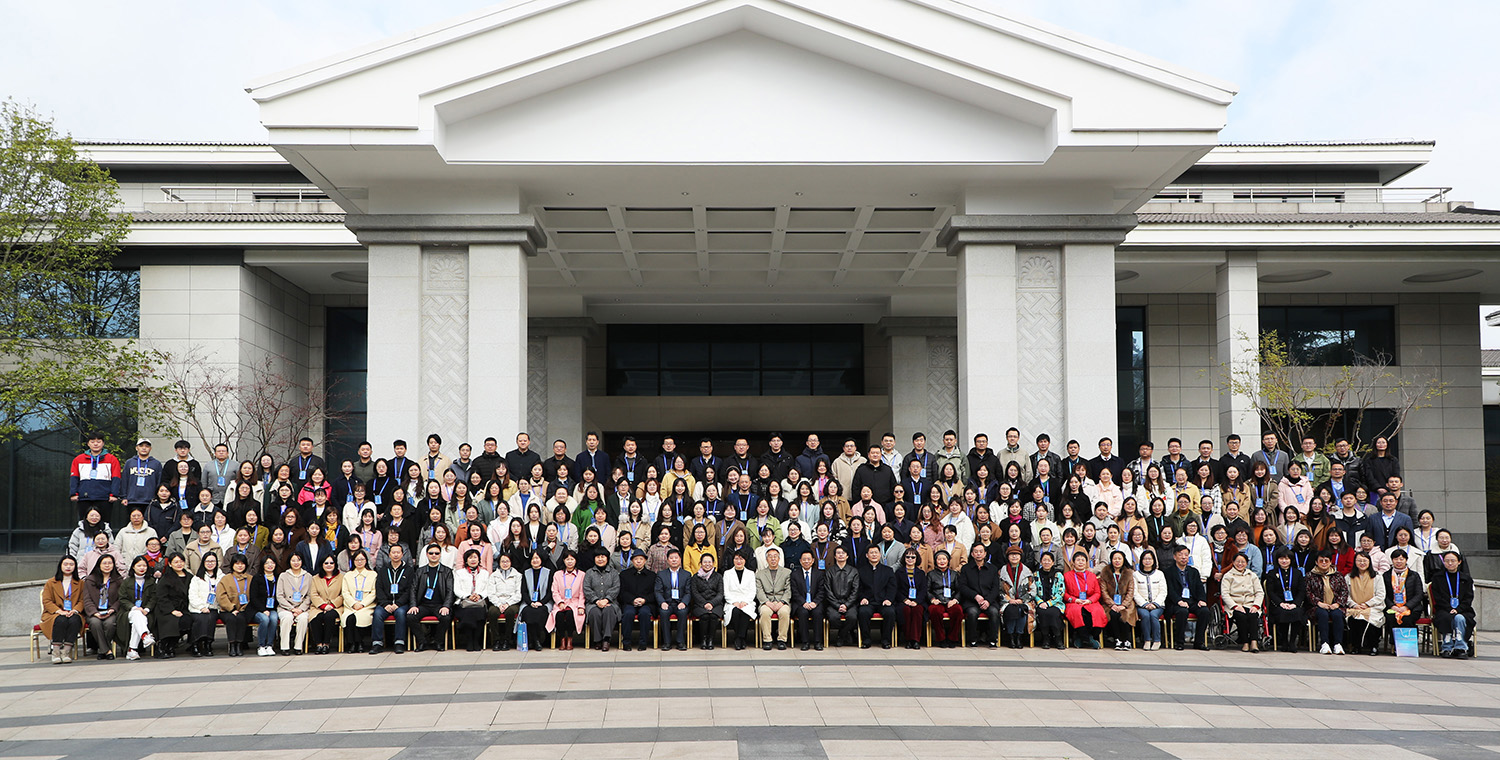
<box><xmin>155</xmin><ymin>346</ymin><xmax>341</xmax><ymax>459</ymax></box>
<box><xmin>1211</xmin><ymin>330</ymin><xmax>1447</xmax><ymax>453</ymax></box>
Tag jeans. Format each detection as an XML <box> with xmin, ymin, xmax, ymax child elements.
<box><xmin>254</xmin><ymin>611</ymin><xmax>278</xmax><ymax>648</ymax></box>
<box><xmin>1443</xmin><ymin>614</ymin><xmax>1470</xmax><ymax>653</ymax></box>
<box><xmin>373</xmin><ymin>605</ymin><xmax>406</xmax><ymax>645</ymax></box>
<box><xmin>1314</xmin><ymin>607</ymin><xmax>1345</xmax><ymax>647</ymax></box>
<box><xmin>1138</xmin><ymin>606</ymin><xmax>1163</xmax><ymax>643</ymax></box>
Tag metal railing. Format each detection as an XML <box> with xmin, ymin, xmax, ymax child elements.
<box><xmin>159</xmin><ymin>185</ymin><xmax>331</xmax><ymax>203</ymax></box>
<box><xmin>1152</xmin><ymin>186</ymin><xmax>1451</xmax><ymax>204</ymax></box>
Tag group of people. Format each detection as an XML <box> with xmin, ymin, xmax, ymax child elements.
<box><xmin>43</xmin><ymin>427</ymin><xmax>1477</xmax><ymax>664</ymax></box>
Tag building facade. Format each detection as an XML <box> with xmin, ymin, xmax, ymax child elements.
<box><xmin>4</xmin><ymin>0</ymin><xmax>1499</xmax><ymax>554</ymax></box>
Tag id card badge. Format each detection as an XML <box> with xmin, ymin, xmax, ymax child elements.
<box><xmin>1394</xmin><ymin>592</ymin><xmax>1405</xmax><ymax>605</ymax></box>
<box><xmin>299</xmin><ymin>470</ymin><xmax>307</xmax><ymax>480</ymax></box>
<box><xmin>346</xmin><ymin>493</ymin><xmax>354</xmax><ymax>503</ymax></box>
<box><xmin>355</xmin><ymin>590</ymin><xmax>364</xmax><ymax>601</ymax></box>
<box><xmin>375</xmin><ymin>495</ymin><xmax>383</xmax><ymax>506</ymax></box>
<box><xmin>390</xmin><ymin>583</ymin><xmax>399</xmax><ymax>595</ymax></box>
<box><xmin>1269</xmin><ymin>465</ymin><xmax>1277</xmax><ymax>476</ymax></box>
<box><xmin>1451</xmin><ymin>597</ymin><xmax>1460</xmax><ymax>609</ymax></box>
<box><xmin>942</xmin><ymin>586</ymin><xmax>950</xmax><ymax>597</ymax></box>
<box><xmin>207</xmin><ymin>593</ymin><xmax>216</xmax><ymax>606</ymax></box>
<box><xmin>739</xmin><ymin>510</ymin><xmax>748</xmax><ymax>521</ymax></box>
<box><xmin>627</xmin><ymin>471</ymin><xmax>635</xmax><ymax>482</ymax></box>
<box><xmin>920</xmin><ymin>467</ymin><xmax>928</xmax><ymax>479</ymax></box>
<box><xmin>137</xmin><ymin>475</ymin><xmax>147</xmax><ymax>488</ymax></box>
<box><xmin>908</xmin><ymin>588</ymin><xmax>918</xmax><ymax>600</ymax></box>
<box><xmin>291</xmin><ymin>592</ymin><xmax>302</xmax><ymax>604</ymax></box>
<box><xmin>1256</xmin><ymin>498</ymin><xmax>1264</xmax><ymax>509</ymax></box>
<box><xmin>1113</xmin><ymin>594</ymin><xmax>1122</xmax><ymax>605</ymax></box>
<box><xmin>817</xmin><ymin>560</ymin><xmax>825</xmax><ymax>570</ymax></box>
<box><xmin>670</xmin><ymin>588</ymin><xmax>680</xmax><ymax>600</ymax></box>
<box><xmin>564</xmin><ymin>587</ymin><xmax>572</xmax><ymax>600</ymax></box>
<box><xmin>1296</xmin><ymin>493</ymin><xmax>1305</xmax><ymax>504</ymax></box>
<box><xmin>266</xmin><ymin>598</ymin><xmax>275</xmax><ymax>610</ymax></box>
<box><xmin>428</xmin><ymin>469</ymin><xmax>436</xmax><ymax>480</ymax></box>
<box><xmin>63</xmin><ymin>599</ymin><xmax>72</xmax><ymax>612</ymax></box>
<box><xmin>238</xmin><ymin>593</ymin><xmax>248</xmax><ymax>605</ymax></box>
<box><xmin>1283</xmin><ymin>589</ymin><xmax>1293</xmax><ymax>602</ymax></box>
<box><xmin>218</xmin><ymin>476</ymin><xmax>226</xmax><ymax>487</ymax></box>
<box><xmin>424</xmin><ymin>588</ymin><xmax>434</xmax><ymax>600</ymax></box>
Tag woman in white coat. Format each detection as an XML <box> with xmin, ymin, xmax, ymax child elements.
<box><xmin>1131</xmin><ymin>549</ymin><xmax>1168</xmax><ymax>650</ymax></box>
<box><xmin>721</xmin><ymin>552</ymin><xmax>758</xmax><ymax>649</ymax></box>
<box><xmin>484</xmin><ymin>553</ymin><xmax>523</xmax><ymax>650</ymax></box>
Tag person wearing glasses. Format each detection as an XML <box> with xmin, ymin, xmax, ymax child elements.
<box><xmin>410</xmin><ymin>542</ymin><xmax>456</xmax><ymax>651</ymax></box>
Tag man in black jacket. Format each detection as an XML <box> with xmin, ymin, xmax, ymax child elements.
<box><xmin>408</xmin><ymin>543</ymin><xmax>455</xmax><ymax>652</ymax></box>
<box><xmin>618</xmin><ymin>549</ymin><xmax>656</xmax><ymax>651</ymax></box>
<box><xmin>759</xmin><ymin>433</ymin><xmax>795</xmax><ymax>482</ymax></box>
<box><xmin>791</xmin><ymin>550</ymin><xmax>825</xmax><ymax>651</ymax></box>
<box><xmin>823</xmin><ymin>545</ymin><xmax>860</xmax><ymax>646</ymax></box>
<box><xmin>1164</xmin><ymin>544</ymin><xmax>1209</xmax><ymax>650</ymax></box>
<box><xmin>966</xmin><ymin>433</ymin><xmax>1001</xmax><ymax>486</ymax></box>
<box><xmin>472</xmin><ymin>437</ymin><xmax>505</xmax><ymax>483</ymax></box>
<box><xmin>850</xmin><ymin>445</ymin><xmax>897</xmax><ymax>506</ymax></box>
<box><xmin>958</xmin><ymin>544</ymin><xmax>1002</xmax><ymax>647</ymax></box>
<box><xmin>856</xmin><ymin>545</ymin><xmax>896</xmax><ymax>648</ymax></box>
<box><xmin>504</xmin><ymin>433</ymin><xmax>542</xmax><ymax>483</ymax></box>
<box><xmin>370</xmin><ymin>543</ymin><xmax>411</xmax><ymax>654</ymax></box>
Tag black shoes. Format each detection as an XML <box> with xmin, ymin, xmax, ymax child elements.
<box><xmin>369</xmin><ymin>643</ymin><xmax>384</xmax><ymax>654</ymax></box>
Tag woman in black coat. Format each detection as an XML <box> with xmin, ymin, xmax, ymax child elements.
<box><xmin>151</xmin><ymin>552</ymin><xmax>192</xmax><ymax>657</ymax></box>
<box><xmin>689</xmin><ymin>553</ymin><xmax>725</xmax><ymax>650</ymax></box>
<box><xmin>1264</xmin><ymin>549</ymin><xmax>1307</xmax><ymax>652</ymax></box>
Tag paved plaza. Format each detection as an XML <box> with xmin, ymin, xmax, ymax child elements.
<box><xmin>0</xmin><ymin>634</ymin><xmax>1497</xmax><ymax>760</ymax></box>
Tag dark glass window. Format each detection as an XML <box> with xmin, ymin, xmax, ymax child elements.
<box><xmin>1259</xmin><ymin>306</ymin><xmax>1396</xmax><ymax>366</ymax></box>
<box><xmin>1486</xmin><ymin>407</ymin><xmax>1500</xmax><ymax>549</ymax></box>
<box><xmin>323</xmin><ymin>307</ymin><xmax>368</xmax><ymax>464</ymax></box>
<box><xmin>1116</xmin><ymin>306</ymin><xmax>1148</xmax><ymax>450</ymax></box>
<box><xmin>607</xmin><ymin>325</ymin><xmax>864</xmax><ymax>396</ymax></box>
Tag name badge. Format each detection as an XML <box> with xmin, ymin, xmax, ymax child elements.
<box><xmin>239</xmin><ymin>593</ymin><xmax>248</xmax><ymax>605</ymax></box>
<box><xmin>1113</xmin><ymin>594</ymin><xmax>1122</xmax><ymax>605</ymax></box>
<box><xmin>355</xmin><ymin>590</ymin><xmax>364</xmax><ymax>601</ymax></box>
<box><xmin>817</xmin><ymin>560</ymin><xmax>825</xmax><ymax>570</ymax></box>
<box><xmin>627</xmin><ymin>471</ymin><xmax>635</xmax><ymax>482</ymax></box>
<box><xmin>391</xmin><ymin>584</ymin><xmax>399</xmax><ymax>595</ymax></box>
<box><xmin>670</xmin><ymin>589</ymin><xmax>679</xmax><ymax>600</ymax></box>
<box><xmin>299</xmin><ymin>470</ymin><xmax>307</xmax><ymax>480</ymax></box>
<box><xmin>266</xmin><ymin>599</ymin><xmax>274</xmax><ymax>609</ymax></box>
<box><xmin>375</xmin><ymin>495</ymin><xmax>383</xmax><ymax>505</ymax></box>
<box><xmin>920</xmin><ymin>467</ymin><xmax>928</xmax><ymax>479</ymax></box>
<box><xmin>346</xmin><ymin>493</ymin><xmax>354</xmax><ymax>503</ymax></box>
<box><xmin>1283</xmin><ymin>589</ymin><xmax>1293</xmax><ymax>602</ymax></box>
<box><xmin>218</xmin><ymin>476</ymin><xmax>226</xmax><ymax>487</ymax></box>
<box><xmin>137</xmin><ymin>475</ymin><xmax>147</xmax><ymax>487</ymax></box>
<box><xmin>908</xmin><ymin>588</ymin><xmax>918</xmax><ymax>600</ymax></box>
<box><xmin>739</xmin><ymin>510</ymin><xmax>748</xmax><ymax>521</ymax></box>
<box><xmin>564</xmin><ymin>587</ymin><xmax>572</xmax><ymax>600</ymax></box>
<box><xmin>428</xmin><ymin>469</ymin><xmax>436</xmax><ymax>480</ymax></box>
<box><xmin>424</xmin><ymin>588</ymin><xmax>434</xmax><ymax>600</ymax></box>
<box><xmin>291</xmin><ymin>592</ymin><xmax>302</xmax><ymax>603</ymax></box>
<box><xmin>1451</xmin><ymin>597</ymin><xmax>1459</xmax><ymax>609</ymax></box>
<box><xmin>1269</xmin><ymin>465</ymin><xmax>1277</xmax><ymax>476</ymax></box>
<box><xmin>1296</xmin><ymin>493</ymin><xmax>1305</xmax><ymax>504</ymax></box>
<box><xmin>1394</xmin><ymin>592</ymin><xmax>1405</xmax><ymax>605</ymax></box>
<box><xmin>207</xmin><ymin>593</ymin><xmax>216</xmax><ymax>606</ymax></box>
<box><xmin>1256</xmin><ymin>498</ymin><xmax>1264</xmax><ymax>509</ymax></box>
<box><xmin>63</xmin><ymin>599</ymin><xmax>72</xmax><ymax>612</ymax></box>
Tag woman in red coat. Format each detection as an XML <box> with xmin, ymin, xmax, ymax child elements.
<box><xmin>1062</xmin><ymin>550</ymin><xmax>1105</xmax><ymax>649</ymax></box>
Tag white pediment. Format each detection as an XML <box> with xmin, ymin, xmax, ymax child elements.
<box><xmin>438</xmin><ymin>31</ymin><xmax>1052</xmax><ymax>164</ymax></box>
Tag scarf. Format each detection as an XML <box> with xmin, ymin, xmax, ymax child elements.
<box><xmin>695</xmin><ymin>564</ymin><xmax>714</xmax><ymax>580</ymax></box>
<box><xmin>1311</xmin><ymin>566</ymin><xmax>1335</xmax><ymax>605</ymax></box>
<box><xmin>1348</xmin><ymin>572</ymin><xmax>1375</xmax><ymax>606</ymax></box>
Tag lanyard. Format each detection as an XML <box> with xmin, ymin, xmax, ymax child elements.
<box><xmin>944</xmin><ymin>570</ymin><xmax>952</xmax><ymax>590</ymax></box>
<box><xmin>1447</xmin><ymin>571</ymin><xmax>1461</xmax><ymax>604</ymax></box>
<box><xmin>1280</xmin><ymin>568</ymin><xmax>1291</xmax><ymax>594</ymax></box>
<box><xmin>233</xmin><ymin>576</ymin><xmax>247</xmax><ymax>597</ymax></box>
<box><xmin>298</xmin><ymin>455</ymin><xmax>311</xmax><ymax>474</ymax></box>
<box><xmin>388</xmin><ymin>568</ymin><xmax>404</xmax><ymax>588</ymax></box>
<box><xmin>101</xmin><ymin>579</ymin><xmax>109</xmax><ymax>601</ymax></box>
<box><xmin>426</xmin><ymin>569</ymin><xmax>440</xmax><ymax>591</ymax></box>
<box><xmin>265</xmin><ymin>576</ymin><xmax>274</xmax><ymax>598</ymax></box>
<box><xmin>1072</xmin><ymin>572</ymin><xmax>1089</xmax><ymax>596</ymax></box>
<box><xmin>135</xmin><ymin>579</ymin><xmax>145</xmax><ymax>602</ymax></box>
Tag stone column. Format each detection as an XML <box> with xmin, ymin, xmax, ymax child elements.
<box><xmin>941</xmin><ymin>215</ymin><xmax>1136</xmax><ymax>445</ymax></box>
<box><xmin>362</xmin><ymin>244</ymin><xmax>421</xmax><ymax>451</ymax></box>
<box><xmin>529</xmin><ymin>318</ymin><xmax>599</xmax><ymax>451</ymax></box>
<box><xmin>347</xmin><ymin>215</ymin><xmax>545</xmax><ymax>447</ymax></box>
<box><xmin>1061</xmin><ymin>242</ymin><xmax>1119</xmax><ymax>449</ymax></box>
<box><xmin>878</xmin><ymin>318</ymin><xmax>958</xmax><ymax>444</ymax></box>
<box><xmin>1216</xmin><ymin>251</ymin><xmax>1259</xmax><ymax>439</ymax></box>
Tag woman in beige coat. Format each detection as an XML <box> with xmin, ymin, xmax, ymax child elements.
<box><xmin>1344</xmin><ymin>551</ymin><xmax>1386</xmax><ymax>656</ymax></box>
<box><xmin>307</xmin><ymin>555</ymin><xmax>344</xmax><ymax>654</ymax></box>
<box><xmin>341</xmin><ymin>549</ymin><xmax>378</xmax><ymax>652</ymax></box>
<box><xmin>276</xmin><ymin>553</ymin><xmax>312</xmax><ymax>654</ymax></box>
<box><xmin>1220</xmin><ymin>552</ymin><xmax>1264</xmax><ymax>652</ymax></box>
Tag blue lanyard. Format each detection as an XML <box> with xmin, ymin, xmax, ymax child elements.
<box><xmin>1447</xmin><ymin>572</ymin><xmax>1461</xmax><ymax>604</ymax></box>
<box><xmin>1280</xmin><ymin>569</ymin><xmax>1292</xmax><ymax>593</ymax></box>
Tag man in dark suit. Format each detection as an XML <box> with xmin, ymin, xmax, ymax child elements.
<box><xmin>1367</xmin><ymin>493</ymin><xmax>1415</xmax><ymax>549</ymax></box>
<box><xmin>1164</xmin><ymin>543</ymin><xmax>1209</xmax><ymax>650</ymax></box>
<box><xmin>957</xmin><ymin>543</ymin><xmax>1002</xmax><ymax>647</ymax></box>
<box><xmin>856</xmin><ymin>544</ymin><xmax>896</xmax><ymax>649</ymax></box>
<box><xmin>791</xmin><ymin>549</ymin><xmax>825</xmax><ymax>651</ymax></box>
<box><xmin>850</xmin><ymin>445</ymin><xmax>897</xmax><ymax>506</ymax></box>
<box><xmin>654</xmin><ymin>549</ymin><xmax>692</xmax><ymax>651</ymax></box>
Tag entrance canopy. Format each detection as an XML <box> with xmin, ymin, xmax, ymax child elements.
<box><xmin>249</xmin><ymin>0</ymin><xmax>1234</xmax><ymax>216</ymax></box>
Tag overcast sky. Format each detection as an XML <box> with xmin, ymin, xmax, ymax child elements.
<box><xmin>4</xmin><ymin>0</ymin><xmax>1499</xmax><ymax>341</ymax></box>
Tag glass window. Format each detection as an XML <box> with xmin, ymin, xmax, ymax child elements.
<box><xmin>606</xmin><ymin>324</ymin><xmax>864</xmax><ymax>396</ymax></box>
<box><xmin>1259</xmin><ymin>306</ymin><xmax>1396</xmax><ymax>366</ymax></box>
<box><xmin>322</xmin><ymin>308</ymin><xmax>368</xmax><ymax>464</ymax></box>
<box><xmin>1115</xmin><ymin>306</ymin><xmax>1148</xmax><ymax>450</ymax></box>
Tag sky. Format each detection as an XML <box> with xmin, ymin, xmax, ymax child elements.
<box><xmin>3</xmin><ymin>0</ymin><xmax>1499</xmax><ymax>340</ymax></box>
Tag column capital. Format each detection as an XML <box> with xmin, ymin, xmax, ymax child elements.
<box><xmin>939</xmin><ymin>213</ymin><xmax>1138</xmax><ymax>253</ymax></box>
<box><xmin>345</xmin><ymin>213</ymin><xmax>547</xmax><ymax>254</ymax></box>
<box><xmin>876</xmin><ymin>316</ymin><xmax>957</xmax><ymax>338</ymax></box>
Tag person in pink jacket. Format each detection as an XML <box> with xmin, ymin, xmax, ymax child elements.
<box><xmin>547</xmin><ymin>551</ymin><xmax>586</xmax><ymax>650</ymax></box>
<box><xmin>1276</xmin><ymin>462</ymin><xmax>1314</xmax><ymax>516</ymax></box>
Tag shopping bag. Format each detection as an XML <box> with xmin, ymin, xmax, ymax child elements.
<box><xmin>1393</xmin><ymin>627</ymin><xmax>1418</xmax><ymax>658</ymax></box>
<box><xmin>517</xmin><ymin>621</ymin><xmax>529</xmax><ymax>652</ymax></box>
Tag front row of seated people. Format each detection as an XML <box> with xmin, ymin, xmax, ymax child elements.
<box><xmin>40</xmin><ymin>539</ymin><xmax>1476</xmax><ymax>662</ymax></box>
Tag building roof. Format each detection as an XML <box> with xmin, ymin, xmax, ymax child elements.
<box><xmin>1483</xmin><ymin>349</ymin><xmax>1500</xmax><ymax>368</ymax></box>
<box><xmin>128</xmin><ymin>212</ymin><xmax>346</xmax><ymax>223</ymax></box>
<box><xmin>1136</xmin><ymin>210</ymin><xmax>1500</xmax><ymax>225</ymax></box>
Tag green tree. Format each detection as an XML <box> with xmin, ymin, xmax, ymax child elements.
<box><xmin>0</xmin><ymin>99</ymin><xmax>172</xmax><ymax>454</ymax></box>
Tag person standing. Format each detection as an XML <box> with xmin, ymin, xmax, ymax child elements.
<box><xmin>121</xmin><ymin>439</ymin><xmax>163</xmax><ymax>517</ymax></box>
<box><xmin>70</xmin><ymin>432</ymin><xmax>122</xmax><ymax>524</ymax></box>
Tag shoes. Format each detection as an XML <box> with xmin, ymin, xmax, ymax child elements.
<box><xmin>600</xmin><ymin>640</ymin><xmax>609</xmax><ymax>652</ymax></box>
<box><xmin>369</xmin><ymin>643</ymin><xmax>384</xmax><ymax>655</ymax></box>
<box><xmin>777</xmin><ymin>641</ymin><xmax>787</xmax><ymax>650</ymax></box>
<box><xmin>126</xmin><ymin>649</ymin><xmax>141</xmax><ymax>661</ymax></box>
<box><xmin>622</xmin><ymin>642</ymin><xmax>632</xmax><ymax>652</ymax></box>
<box><xmin>801</xmin><ymin>643</ymin><xmax>811</xmax><ymax>651</ymax></box>
<box><xmin>393</xmin><ymin>643</ymin><xmax>406</xmax><ymax>654</ymax></box>
<box><xmin>50</xmin><ymin>647</ymin><xmax>62</xmax><ymax>665</ymax></box>
<box><xmin>763</xmin><ymin>642</ymin><xmax>773</xmax><ymax>651</ymax></box>
<box><xmin>1333</xmin><ymin>644</ymin><xmax>1346</xmax><ymax>655</ymax></box>
<box><xmin>204</xmin><ymin>641</ymin><xmax>215</xmax><ymax>657</ymax></box>
<box><xmin>676</xmin><ymin>643</ymin><xmax>687</xmax><ymax>651</ymax></box>
<box><xmin>814</xmin><ymin>643</ymin><xmax>824</xmax><ymax>651</ymax></box>
<box><xmin>883</xmin><ymin>642</ymin><xmax>893</xmax><ymax>650</ymax></box>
